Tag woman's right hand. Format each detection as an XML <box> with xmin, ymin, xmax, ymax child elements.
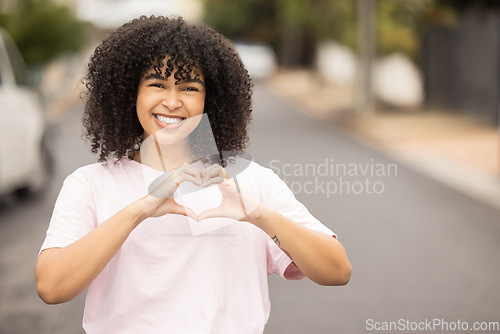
<box><xmin>138</xmin><ymin>163</ymin><xmax>201</xmax><ymax>219</ymax></box>
<box><xmin>37</xmin><ymin>163</ymin><xmax>202</xmax><ymax>304</ymax></box>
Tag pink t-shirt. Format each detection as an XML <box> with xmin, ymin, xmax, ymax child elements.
<box><xmin>40</xmin><ymin>158</ymin><xmax>335</xmax><ymax>333</ymax></box>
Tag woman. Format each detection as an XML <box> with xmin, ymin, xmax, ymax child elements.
<box><xmin>36</xmin><ymin>16</ymin><xmax>351</xmax><ymax>334</ymax></box>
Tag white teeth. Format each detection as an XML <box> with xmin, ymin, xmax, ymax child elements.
<box><xmin>155</xmin><ymin>114</ymin><xmax>184</xmax><ymax>125</ymax></box>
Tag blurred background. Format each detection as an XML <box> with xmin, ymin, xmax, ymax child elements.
<box><xmin>1</xmin><ymin>0</ymin><xmax>499</xmax><ymax>333</ymax></box>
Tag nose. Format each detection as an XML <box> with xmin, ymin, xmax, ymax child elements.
<box><xmin>161</xmin><ymin>90</ymin><xmax>182</xmax><ymax>110</ymax></box>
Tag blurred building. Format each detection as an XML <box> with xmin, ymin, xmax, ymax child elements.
<box><xmin>74</xmin><ymin>0</ymin><xmax>203</xmax><ymax>29</ymax></box>
<box><xmin>421</xmin><ymin>2</ymin><xmax>500</xmax><ymax>125</ymax></box>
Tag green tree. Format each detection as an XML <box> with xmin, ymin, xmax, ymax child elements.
<box><xmin>276</xmin><ymin>0</ymin><xmax>356</xmax><ymax>66</ymax></box>
<box><xmin>0</xmin><ymin>0</ymin><xmax>88</xmax><ymax>67</ymax></box>
<box><xmin>203</xmin><ymin>0</ymin><xmax>356</xmax><ymax>67</ymax></box>
<box><xmin>203</xmin><ymin>0</ymin><xmax>278</xmax><ymax>43</ymax></box>
<box><xmin>376</xmin><ymin>0</ymin><xmax>436</xmax><ymax>59</ymax></box>
<box><xmin>204</xmin><ymin>0</ymin><xmax>445</xmax><ymax>66</ymax></box>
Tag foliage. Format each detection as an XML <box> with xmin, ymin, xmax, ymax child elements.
<box><xmin>278</xmin><ymin>0</ymin><xmax>357</xmax><ymax>48</ymax></box>
<box><xmin>204</xmin><ymin>0</ymin><xmax>356</xmax><ymax>45</ymax></box>
<box><xmin>203</xmin><ymin>0</ymin><xmax>480</xmax><ymax>64</ymax></box>
<box><xmin>203</xmin><ymin>0</ymin><xmax>356</xmax><ymax>66</ymax></box>
<box><xmin>203</xmin><ymin>0</ymin><xmax>279</xmax><ymax>46</ymax></box>
<box><xmin>376</xmin><ymin>0</ymin><xmax>436</xmax><ymax>58</ymax></box>
<box><xmin>377</xmin><ymin>0</ymin><xmax>500</xmax><ymax>58</ymax></box>
<box><xmin>0</xmin><ymin>0</ymin><xmax>88</xmax><ymax>67</ymax></box>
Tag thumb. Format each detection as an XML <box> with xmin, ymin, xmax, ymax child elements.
<box><xmin>169</xmin><ymin>201</ymin><xmax>190</xmax><ymax>216</ymax></box>
<box><xmin>196</xmin><ymin>208</ymin><xmax>223</xmax><ymax>221</ymax></box>
<box><xmin>184</xmin><ymin>207</ymin><xmax>199</xmax><ymax>221</ymax></box>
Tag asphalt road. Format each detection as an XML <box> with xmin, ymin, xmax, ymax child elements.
<box><xmin>1</xmin><ymin>83</ymin><xmax>499</xmax><ymax>333</ymax></box>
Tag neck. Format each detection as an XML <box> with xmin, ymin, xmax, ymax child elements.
<box><xmin>134</xmin><ymin>135</ymin><xmax>196</xmax><ymax>172</ymax></box>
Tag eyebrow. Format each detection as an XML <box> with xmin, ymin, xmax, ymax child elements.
<box><xmin>144</xmin><ymin>73</ymin><xmax>205</xmax><ymax>85</ymax></box>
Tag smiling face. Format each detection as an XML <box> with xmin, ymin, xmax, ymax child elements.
<box><xmin>136</xmin><ymin>60</ymin><xmax>206</xmax><ymax>142</ymax></box>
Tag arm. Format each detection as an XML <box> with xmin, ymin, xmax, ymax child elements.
<box><xmin>36</xmin><ymin>164</ymin><xmax>200</xmax><ymax>304</ymax></box>
<box><xmin>248</xmin><ymin>205</ymin><xmax>352</xmax><ymax>286</ymax></box>
<box><xmin>196</xmin><ymin>170</ymin><xmax>352</xmax><ymax>286</ymax></box>
<box><xmin>36</xmin><ymin>203</ymin><xmax>145</xmax><ymax>304</ymax></box>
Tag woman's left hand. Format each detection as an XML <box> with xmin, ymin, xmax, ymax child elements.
<box><xmin>194</xmin><ymin>164</ymin><xmax>260</xmax><ymax>222</ymax></box>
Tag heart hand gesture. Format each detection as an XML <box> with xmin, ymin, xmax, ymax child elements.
<box><xmin>139</xmin><ymin>162</ymin><xmax>260</xmax><ymax>223</ymax></box>
<box><xmin>196</xmin><ymin>164</ymin><xmax>260</xmax><ymax>222</ymax></box>
<box><xmin>140</xmin><ymin>163</ymin><xmax>201</xmax><ymax>219</ymax></box>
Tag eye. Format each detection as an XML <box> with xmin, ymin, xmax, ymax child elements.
<box><xmin>148</xmin><ymin>83</ymin><xmax>164</xmax><ymax>89</ymax></box>
<box><xmin>184</xmin><ymin>87</ymin><xmax>199</xmax><ymax>92</ymax></box>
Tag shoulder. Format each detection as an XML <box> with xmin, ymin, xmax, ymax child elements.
<box><xmin>225</xmin><ymin>156</ymin><xmax>278</xmax><ymax>183</ymax></box>
<box><xmin>66</xmin><ymin>158</ymin><xmax>139</xmax><ymax>185</ymax></box>
<box><xmin>222</xmin><ymin>156</ymin><xmax>285</xmax><ymax>203</ymax></box>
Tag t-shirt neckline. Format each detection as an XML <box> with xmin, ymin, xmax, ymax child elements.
<box><xmin>126</xmin><ymin>157</ymin><xmax>206</xmax><ymax>174</ymax></box>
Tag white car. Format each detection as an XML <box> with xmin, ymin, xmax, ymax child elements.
<box><xmin>233</xmin><ymin>42</ymin><xmax>277</xmax><ymax>81</ymax></box>
<box><xmin>0</xmin><ymin>28</ymin><xmax>50</xmax><ymax>197</ymax></box>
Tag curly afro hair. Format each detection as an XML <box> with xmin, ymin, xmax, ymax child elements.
<box><xmin>82</xmin><ymin>16</ymin><xmax>253</xmax><ymax>163</ymax></box>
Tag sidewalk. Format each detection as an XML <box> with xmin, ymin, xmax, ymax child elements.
<box><xmin>267</xmin><ymin>70</ymin><xmax>500</xmax><ymax>210</ymax></box>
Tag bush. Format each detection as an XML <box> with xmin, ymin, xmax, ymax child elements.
<box><xmin>0</xmin><ymin>0</ymin><xmax>88</xmax><ymax>67</ymax></box>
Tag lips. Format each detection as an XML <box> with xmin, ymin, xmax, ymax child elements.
<box><xmin>153</xmin><ymin>113</ymin><xmax>186</xmax><ymax>129</ymax></box>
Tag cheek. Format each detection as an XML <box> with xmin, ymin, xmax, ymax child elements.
<box><xmin>136</xmin><ymin>94</ymin><xmax>152</xmax><ymax>117</ymax></box>
<box><xmin>135</xmin><ymin>104</ymin><xmax>145</xmax><ymax>120</ymax></box>
<box><xmin>195</xmin><ymin>95</ymin><xmax>206</xmax><ymax>115</ymax></box>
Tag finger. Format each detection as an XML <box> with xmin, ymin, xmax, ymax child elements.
<box><xmin>150</xmin><ymin>178</ymin><xmax>179</xmax><ymax>198</ymax></box>
<box><xmin>175</xmin><ymin>163</ymin><xmax>201</xmax><ymax>178</ymax></box>
<box><xmin>186</xmin><ymin>168</ymin><xmax>203</xmax><ymax>185</ymax></box>
<box><xmin>196</xmin><ymin>206</ymin><xmax>228</xmax><ymax>220</ymax></box>
<box><xmin>222</xmin><ymin>167</ymin><xmax>229</xmax><ymax>180</ymax></box>
<box><xmin>201</xmin><ymin>165</ymin><xmax>225</xmax><ymax>186</ymax></box>
<box><xmin>174</xmin><ymin>173</ymin><xmax>202</xmax><ymax>186</ymax></box>
<box><xmin>200</xmin><ymin>163</ymin><xmax>221</xmax><ymax>177</ymax></box>
<box><xmin>202</xmin><ymin>175</ymin><xmax>225</xmax><ymax>187</ymax></box>
<box><xmin>153</xmin><ymin>172</ymin><xmax>199</xmax><ymax>198</ymax></box>
<box><xmin>173</xmin><ymin>165</ymin><xmax>202</xmax><ymax>185</ymax></box>
<box><xmin>196</xmin><ymin>209</ymin><xmax>218</xmax><ymax>221</ymax></box>
<box><xmin>169</xmin><ymin>200</ymin><xmax>199</xmax><ymax>218</ymax></box>
<box><xmin>201</xmin><ymin>164</ymin><xmax>224</xmax><ymax>184</ymax></box>
<box><xmin>170</xmin><ymin>203</ymin><xmax>187</xmax><ymax>216</ymax></box>
<box><xmin>217</xmin><ymin>178</ymin><xmax>238</xmax><ymax>194</ymax></box>
<box><xmin>184</xmin><ymin>208</ymin><xmax>199</xmax><ymax>221</ymax></box>
<box><xmin>170</xmin><ymin>194</ymin><xmax>197</xmax><ymax>219</ymax></box>
<box><xmin>176</xmin><ymin>163</ymin><xmax>200</xmax><ymax>177</ymax></box>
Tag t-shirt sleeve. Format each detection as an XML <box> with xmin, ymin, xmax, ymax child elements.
<box><xmin>39</xmin><ymin>169</ymin><xmax>97</xmax><ymax>255</ymax></box>
<box><xmin>260</xmin><ymin>165</ymin><xmax>336</xmax><ymax>280</ymax></box>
